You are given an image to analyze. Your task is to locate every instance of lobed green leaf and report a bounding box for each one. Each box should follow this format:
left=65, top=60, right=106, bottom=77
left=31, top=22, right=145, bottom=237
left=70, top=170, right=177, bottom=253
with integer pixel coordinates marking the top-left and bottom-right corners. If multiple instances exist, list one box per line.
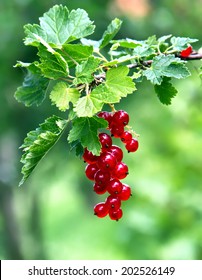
left=61, top=44, right=93, bottom=67
left=24, top=5, right=95, bottom=48
left=154, top=77, right=178, bottom=105
left=99, top=18, right=122, bottom=49
left=68, top=116, right=108, bottom=155
left=143, top=54, right=190, bottom=85
left=50, top=82, right=80, bottom=112
left=38, top=45, right=69, bottom=79
left=74, top=94, right=103, bottom=117
left=105, top=66, right=136, bottom=96
left=73, top=56, right=100, bottom=85
left=74, top=66, right=136, bottom=117
left=14, top=62, right=49, bottom=106
left=170, top=36, right=198, bottom=51
left=19, top=115, right=67, bottom=186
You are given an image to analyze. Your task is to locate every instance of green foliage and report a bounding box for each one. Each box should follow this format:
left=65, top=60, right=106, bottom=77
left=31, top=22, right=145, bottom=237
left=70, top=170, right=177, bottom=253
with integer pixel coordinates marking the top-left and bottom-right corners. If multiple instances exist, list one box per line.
left=50, top=82, right=80, bottom=112
left=68, top=116, right=108, bottom=155
left=24, top=5, right=95, bottom=47
left=170, top=37, right=198, bottom=51
left=143, top=55, right=190, bottom=85
left=74, top=66, right=136, bottom=117
left=14, top=4, right=201, bottom=185
left=99, top=18, right=122, bottom=49
left=154, top=78, right=178, bottom=105
left=14, top=62, right=49, bottom=106
left=74, top=56, right=100, bottom=84
left=19, top=116, right=67, bottom=186
left=37, top=45, right=69, bottom=79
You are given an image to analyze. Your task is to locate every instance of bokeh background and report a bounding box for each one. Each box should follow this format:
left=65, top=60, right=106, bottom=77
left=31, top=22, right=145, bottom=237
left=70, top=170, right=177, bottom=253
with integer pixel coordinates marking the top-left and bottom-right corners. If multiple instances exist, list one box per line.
left=0, top=0, right=202, bottom=260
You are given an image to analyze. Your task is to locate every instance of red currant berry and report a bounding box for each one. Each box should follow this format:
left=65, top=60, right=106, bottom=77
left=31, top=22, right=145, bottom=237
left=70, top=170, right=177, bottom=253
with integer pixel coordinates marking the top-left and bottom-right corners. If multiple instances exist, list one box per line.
left=94, top=202, right=109, bottom=218
left=105, top=195, right=121, bottom=211
left=93, top=183, right=107, bottom=195
left=120, top=131, right=132, bottom=143
left=110, top=124, right=124, bottom=138
left=97, top=111, right=113, bottom=127
left=85, top=163, right=99, bottom=181
left=83, top=148, right=98, bottom=164
left=108, top=145, right=123, bottom=162
left=112, top=162, right=129, bottom=180
left=125, top=138, right=139, bottom=152
left=97, top=152, right=117, bottom=171
left=94, top=170, right=110, bottom=186
left=99, top=133, right=112, bottom=150
left=109, top=208, right=123, bottom=221
left=180, top=46, right=193, bottom=58
left=112, top=110, right=129, bottom=126
left=118, top=183, right=131, bottom=201
left=107, top=179, right=123, bottom=195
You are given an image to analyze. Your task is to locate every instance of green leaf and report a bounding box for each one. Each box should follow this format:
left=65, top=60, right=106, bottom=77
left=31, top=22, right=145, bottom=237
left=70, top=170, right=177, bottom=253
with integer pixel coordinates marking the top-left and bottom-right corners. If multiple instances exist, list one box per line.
left=146, top=35, right=158, bottom=46
left=74, top=94, right=103, bottom=117
left=60, top=44, right=93, bottom=68
left=38, top=45, right=69, bottom=79
left=158, top=34, right=172, bottom=43
left=91, top=85, right=117, bottom=103
left=50, top=82, right=80, bottom=111
left=80, top=38, right=100, bottom=50
left=24, top=5, right=95, bottom=47
left=19, top=115, right=67, bottom=186
left=69, top=140, right=84, bottom=157
left=14, top=62, right=49, bottom=106
left=74, top=66, right=136, bottom=117
left=111, top=38, right=142, bottom=49
left=105, top=66, right=136, bottom=97
left=170, top=36, right=198, bottom=51
left=99, top=18, right=122, bottom=49
left=164, top=63, right=190, bottom=79
left=133, top=45, right=155, bottom=58
left=74, top=56, right=100, bottom=84
left=154, top=77, right=178, bottom=105
left=68, top=116, right=108, bottom=155
left=143, top=54, right=190, bottom=85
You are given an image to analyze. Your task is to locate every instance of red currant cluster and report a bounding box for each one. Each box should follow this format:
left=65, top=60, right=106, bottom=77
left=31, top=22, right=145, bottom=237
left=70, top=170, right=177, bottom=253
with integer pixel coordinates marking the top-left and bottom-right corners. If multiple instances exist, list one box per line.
left=83, top=110, right=139, bottom=221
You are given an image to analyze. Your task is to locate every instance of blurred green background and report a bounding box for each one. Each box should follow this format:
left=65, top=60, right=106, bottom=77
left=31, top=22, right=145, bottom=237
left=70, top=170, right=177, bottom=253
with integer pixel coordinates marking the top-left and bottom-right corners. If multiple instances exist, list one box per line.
left=0, top=0, right=202, bottom=260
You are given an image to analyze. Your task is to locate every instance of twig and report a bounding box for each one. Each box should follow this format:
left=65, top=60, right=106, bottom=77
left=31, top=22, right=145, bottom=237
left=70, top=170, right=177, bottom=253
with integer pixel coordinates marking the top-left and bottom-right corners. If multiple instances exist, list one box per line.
left=93, top=52, right=202, bottom=80
left=176, top=52, right=202, bottom=60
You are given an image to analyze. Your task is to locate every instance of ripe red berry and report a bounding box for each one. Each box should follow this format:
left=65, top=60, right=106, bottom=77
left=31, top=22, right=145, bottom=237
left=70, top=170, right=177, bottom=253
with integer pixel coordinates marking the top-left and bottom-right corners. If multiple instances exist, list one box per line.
left=94, top=170, right=110, bottom=185
left=105, top=195, right=121, bottom=211
left=109, top=208, right=123, bottom=221
left=99, top=133, right=112, bottom=150
left=118, top=183, right=131, bottom=201
left=112, top=162, right=129, bottom=180
left=110, top=124, right=125, bottom=138
left=125, top=138, right=139, bottom=153
left=108, top=145, right=123, bottom=162
left=93, top=183, right=107, bottom=195
left=112, top=110, right=129, bottom=126
left=120, top=131, right=132, bottom=143
left=97, top=152, right=117, bottom=171
left=180, top=46, right=193, bottom=58
left=83, top=148, right=98, bottom=164
left=97, top=111, right=113, bottom=127
left=85, top=163, right=99, bottom=181
left=107, top=179, right=123, bottom=195
left=94, top=202, right=109, bottom=218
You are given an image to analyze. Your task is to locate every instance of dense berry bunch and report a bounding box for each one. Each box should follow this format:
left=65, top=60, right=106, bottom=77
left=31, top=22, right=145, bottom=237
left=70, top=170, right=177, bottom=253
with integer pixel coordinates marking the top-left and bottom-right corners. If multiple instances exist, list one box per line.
left=83, top=110, right=139, bottom=221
